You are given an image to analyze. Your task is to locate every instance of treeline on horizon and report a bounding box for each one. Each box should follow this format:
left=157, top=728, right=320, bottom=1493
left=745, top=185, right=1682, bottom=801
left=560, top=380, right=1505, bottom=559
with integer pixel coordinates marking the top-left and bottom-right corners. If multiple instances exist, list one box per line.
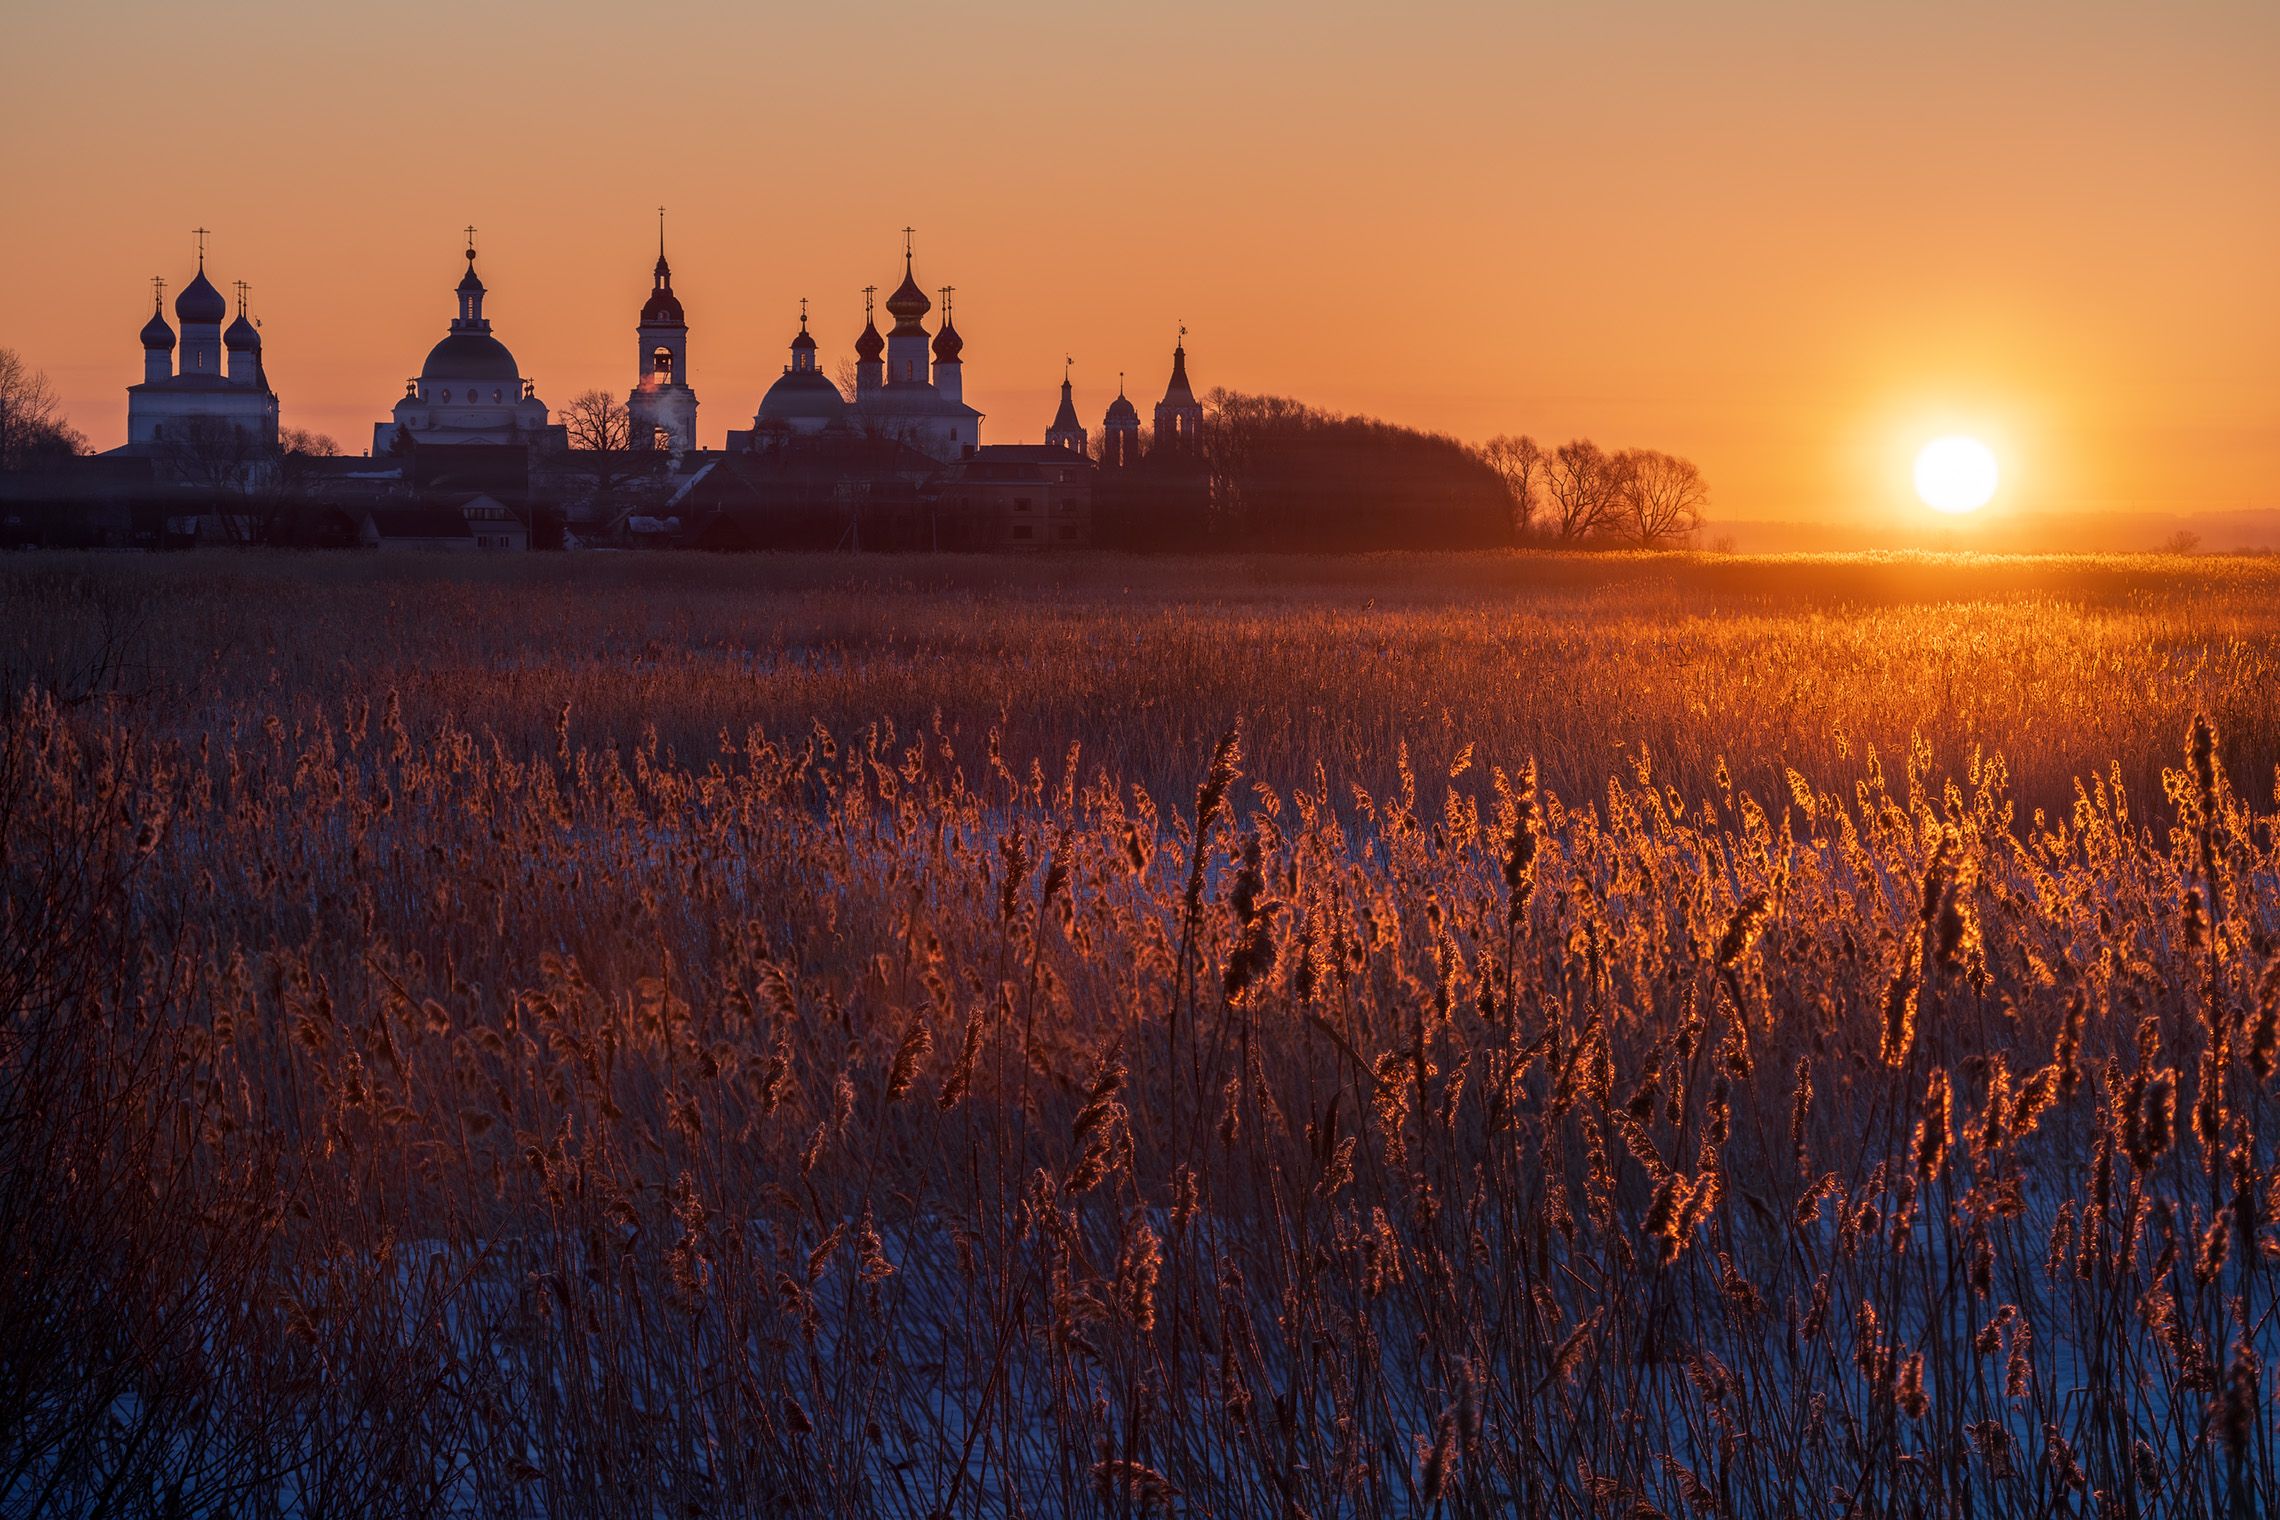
left=0, top=346, right=1708, bottom=552
left=1184, top=388, right=1707, bottom=552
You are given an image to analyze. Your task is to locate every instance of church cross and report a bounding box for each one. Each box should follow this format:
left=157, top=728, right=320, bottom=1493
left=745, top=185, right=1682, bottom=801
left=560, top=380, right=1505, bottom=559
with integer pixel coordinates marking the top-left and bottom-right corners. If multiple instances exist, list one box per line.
left=902, top=225, right=915, bottom=260
left=192, top=227, right=209, bottom=265
left=233, top=279, right=249, bottom=314
left=940, top=284, right=953, bottom=319
left=464, top=225, right=477, bottom=255
left=151, top=275, right=166, bottom=306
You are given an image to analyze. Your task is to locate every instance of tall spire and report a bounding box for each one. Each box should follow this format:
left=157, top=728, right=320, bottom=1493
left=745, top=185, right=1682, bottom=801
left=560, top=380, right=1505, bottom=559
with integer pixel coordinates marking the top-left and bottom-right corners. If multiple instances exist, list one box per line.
left=655, top=205, right=671, bottom=281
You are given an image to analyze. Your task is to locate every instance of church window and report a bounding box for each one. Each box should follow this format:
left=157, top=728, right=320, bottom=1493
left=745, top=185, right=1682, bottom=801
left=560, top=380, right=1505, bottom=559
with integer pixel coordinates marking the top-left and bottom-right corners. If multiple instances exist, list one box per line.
left=441, top=389, right=452, bottom=403
left=493, top=389, right=503, bottom=402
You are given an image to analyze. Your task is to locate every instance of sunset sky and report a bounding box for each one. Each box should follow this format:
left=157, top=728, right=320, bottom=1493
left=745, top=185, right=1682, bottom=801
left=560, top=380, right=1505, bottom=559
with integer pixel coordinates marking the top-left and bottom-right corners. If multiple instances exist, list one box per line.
left=2, top=1, right=2273, bottom=527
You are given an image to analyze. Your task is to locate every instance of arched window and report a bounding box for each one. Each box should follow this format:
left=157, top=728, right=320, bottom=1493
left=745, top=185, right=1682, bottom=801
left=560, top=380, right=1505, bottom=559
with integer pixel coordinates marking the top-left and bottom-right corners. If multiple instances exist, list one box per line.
left=653, top=347, right=674, bottom=378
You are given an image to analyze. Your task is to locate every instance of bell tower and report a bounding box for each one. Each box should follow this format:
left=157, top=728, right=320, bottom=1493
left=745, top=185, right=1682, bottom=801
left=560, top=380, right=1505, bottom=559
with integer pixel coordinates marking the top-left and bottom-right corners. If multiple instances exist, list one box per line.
left=629, top=207, right=698, bottom=456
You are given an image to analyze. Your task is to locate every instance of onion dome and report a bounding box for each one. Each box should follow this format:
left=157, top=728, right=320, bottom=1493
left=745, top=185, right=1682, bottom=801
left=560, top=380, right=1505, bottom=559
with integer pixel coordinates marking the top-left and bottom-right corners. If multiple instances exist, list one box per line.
left=855, top=318, right=885, bottom=361
left=176, top=266, right=227, bottom=325
left=140, top=299, right=176, bottom=350
left=932, top=318, right=962, bottom=363
left=885, top=254, right=930, bottom=330
left=225, top=311, right=260, bottom=351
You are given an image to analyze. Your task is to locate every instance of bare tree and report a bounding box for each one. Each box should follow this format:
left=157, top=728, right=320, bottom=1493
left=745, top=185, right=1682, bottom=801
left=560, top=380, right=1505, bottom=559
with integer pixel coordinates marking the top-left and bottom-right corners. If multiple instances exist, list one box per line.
left=157, top=415, right=259, bottom=494
left=1613, top=449, right=1708, bottom=547
left=561, top=389, right=636, bottom=514
left=0, top=349, right=86, bottom=471
left=1479, top=434, right=1546, bottom=541
left=834, top=359, right=861, bottom=405
left=1543, top=439, right=1623, bottom=541
left=279, top=427, right=339, bottom=459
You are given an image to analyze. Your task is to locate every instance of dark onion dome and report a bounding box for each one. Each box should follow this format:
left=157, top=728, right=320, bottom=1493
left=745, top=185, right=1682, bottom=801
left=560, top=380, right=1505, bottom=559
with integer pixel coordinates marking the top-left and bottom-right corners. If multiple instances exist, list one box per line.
left=641, top=257, right=684, bottom=325
left=224, top=312, right=260, bottom=350
left=420, top=331, right=522, bottom=382
left=855, top=319, right=885, bottom=361
left=756, top=365, right=847, bottom=425
left=931, top=319, right=963, bottom=363
left=884, top=260, right=930, bottom=327
left=140, top=301, right=176, bottom=350
left=175, top=267, right=227, bottom=324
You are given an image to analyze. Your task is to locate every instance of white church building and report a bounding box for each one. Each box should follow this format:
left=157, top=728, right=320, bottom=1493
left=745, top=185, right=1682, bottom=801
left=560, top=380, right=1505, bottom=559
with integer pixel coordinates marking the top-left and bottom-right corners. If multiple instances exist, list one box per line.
left=728, top=233, right=981, bottom=462
left=374, top=235, right=561, bottom=455
left=124, top=235, right=279, bottom=458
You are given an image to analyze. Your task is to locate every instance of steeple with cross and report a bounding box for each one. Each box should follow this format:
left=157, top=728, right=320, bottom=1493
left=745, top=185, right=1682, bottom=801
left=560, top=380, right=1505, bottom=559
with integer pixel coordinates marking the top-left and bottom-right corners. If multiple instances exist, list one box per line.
left=629, top=208, right=696, bottom=455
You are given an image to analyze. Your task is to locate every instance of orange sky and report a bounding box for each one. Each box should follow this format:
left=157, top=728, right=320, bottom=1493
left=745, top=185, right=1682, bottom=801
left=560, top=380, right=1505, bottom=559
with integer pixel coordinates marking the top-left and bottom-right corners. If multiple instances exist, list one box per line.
left=2, top=1, right=2274, bottom=526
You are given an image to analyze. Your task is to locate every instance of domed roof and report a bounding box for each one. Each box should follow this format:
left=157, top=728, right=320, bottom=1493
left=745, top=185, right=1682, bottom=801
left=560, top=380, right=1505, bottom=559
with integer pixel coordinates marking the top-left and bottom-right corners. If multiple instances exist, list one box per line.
left=790, top=325, right=817, bottom=354
left=757, top=366, right=847, bottom=423
left=855, top=320, right=885, bottom=361
left=176, top=267, right=227, bottom=324
left=225, top=312, right=260, bottom=350
left=885, top=254, right=930, bottom=329
left=421, top=331, right=522, bottom=383
left=642, top=255, right=684, bottom=325
left=140, top=302, right=176, bottom=350
left=931, top=320, right=962, bottom=362
left=1104, top=390, right=1141, bottom=428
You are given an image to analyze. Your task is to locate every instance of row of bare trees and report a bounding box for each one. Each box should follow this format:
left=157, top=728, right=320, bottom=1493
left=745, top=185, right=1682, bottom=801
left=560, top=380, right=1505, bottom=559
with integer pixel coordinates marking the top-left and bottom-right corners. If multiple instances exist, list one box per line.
left=1478, top=434, right=1708, bottom=547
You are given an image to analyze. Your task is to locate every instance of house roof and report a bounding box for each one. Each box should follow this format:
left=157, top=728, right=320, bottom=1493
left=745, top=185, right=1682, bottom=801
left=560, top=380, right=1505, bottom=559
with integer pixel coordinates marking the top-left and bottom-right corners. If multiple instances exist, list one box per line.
left=361, top=505, right=473, bottom=539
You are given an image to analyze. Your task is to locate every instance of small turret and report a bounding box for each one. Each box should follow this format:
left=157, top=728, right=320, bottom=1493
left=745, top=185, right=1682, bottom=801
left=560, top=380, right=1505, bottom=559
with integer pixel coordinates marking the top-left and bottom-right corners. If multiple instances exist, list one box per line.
left=854, top=285, right=884, bottom=399
left=224, top=282, right=262, bottom=387
left=931, top=286, right=964, bottom=404
left=1046, top=357, right=1086, bottom=454
left=140, top=279, right=175, bottom=385
left=1100, top=372, right=1143, bottom=468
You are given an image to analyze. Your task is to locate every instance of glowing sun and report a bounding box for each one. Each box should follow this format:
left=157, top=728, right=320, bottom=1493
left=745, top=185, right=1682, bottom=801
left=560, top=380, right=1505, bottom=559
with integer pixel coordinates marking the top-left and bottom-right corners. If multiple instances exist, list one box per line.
left=1914, top=436, right=1999, bottom=514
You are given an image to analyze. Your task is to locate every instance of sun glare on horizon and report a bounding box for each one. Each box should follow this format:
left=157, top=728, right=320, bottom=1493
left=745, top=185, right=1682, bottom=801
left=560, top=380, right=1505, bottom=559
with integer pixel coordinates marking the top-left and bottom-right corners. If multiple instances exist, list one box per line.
left=1914, top=436, right=2000, bottom=514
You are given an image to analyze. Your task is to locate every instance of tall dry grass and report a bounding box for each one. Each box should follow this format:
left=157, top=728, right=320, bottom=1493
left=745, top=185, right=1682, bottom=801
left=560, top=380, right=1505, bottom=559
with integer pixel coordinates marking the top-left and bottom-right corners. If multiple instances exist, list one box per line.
left=2, top=550, right=2277, bottom=1516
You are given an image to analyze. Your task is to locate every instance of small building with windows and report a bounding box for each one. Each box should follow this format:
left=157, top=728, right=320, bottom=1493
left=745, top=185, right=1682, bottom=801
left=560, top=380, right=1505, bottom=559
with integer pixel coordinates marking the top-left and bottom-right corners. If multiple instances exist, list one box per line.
left=930, top=444, right=1093, bottom=550
left=373, top=236, right=563, bottom=455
